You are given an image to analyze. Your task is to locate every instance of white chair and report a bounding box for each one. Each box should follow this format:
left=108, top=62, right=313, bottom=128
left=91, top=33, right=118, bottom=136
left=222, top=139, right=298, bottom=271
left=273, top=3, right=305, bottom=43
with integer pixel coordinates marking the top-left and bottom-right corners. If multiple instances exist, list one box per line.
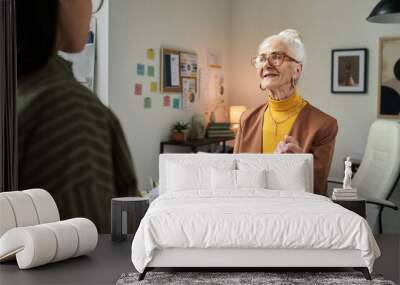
left=337, top=120, right=400, bottom=233
left=0, top=189, right=98, bottom=269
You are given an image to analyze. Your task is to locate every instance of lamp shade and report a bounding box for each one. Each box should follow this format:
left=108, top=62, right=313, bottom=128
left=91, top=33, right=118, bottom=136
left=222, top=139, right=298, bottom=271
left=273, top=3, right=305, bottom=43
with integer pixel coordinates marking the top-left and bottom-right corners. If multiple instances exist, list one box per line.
left=367, top=0, right=400, bottom=23
left=229, top=106, right=247, bottom=124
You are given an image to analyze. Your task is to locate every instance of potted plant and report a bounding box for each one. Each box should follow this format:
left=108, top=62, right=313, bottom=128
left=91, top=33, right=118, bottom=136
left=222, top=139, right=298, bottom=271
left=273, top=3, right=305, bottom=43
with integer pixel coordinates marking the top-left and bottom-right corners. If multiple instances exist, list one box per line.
left=171, top=121, right=189, bottom=142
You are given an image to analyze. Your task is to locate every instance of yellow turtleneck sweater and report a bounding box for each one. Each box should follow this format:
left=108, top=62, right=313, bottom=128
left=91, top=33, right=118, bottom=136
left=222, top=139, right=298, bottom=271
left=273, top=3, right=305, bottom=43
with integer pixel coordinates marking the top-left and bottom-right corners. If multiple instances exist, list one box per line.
left=262, top=90, right=307, bottom=153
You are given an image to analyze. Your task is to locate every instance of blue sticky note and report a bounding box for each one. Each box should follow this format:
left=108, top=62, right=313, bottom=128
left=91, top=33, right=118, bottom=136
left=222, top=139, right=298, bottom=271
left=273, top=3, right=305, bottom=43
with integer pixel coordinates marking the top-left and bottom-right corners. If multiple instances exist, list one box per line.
left=137, top=64, right=145, bottom=76
left=173, top=98, right=180, bottom=109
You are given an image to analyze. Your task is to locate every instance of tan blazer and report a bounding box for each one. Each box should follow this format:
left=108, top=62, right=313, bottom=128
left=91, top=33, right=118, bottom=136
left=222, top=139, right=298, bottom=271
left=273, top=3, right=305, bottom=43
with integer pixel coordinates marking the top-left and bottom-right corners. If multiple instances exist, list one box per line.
left=234, top=102, right=338, bottom=196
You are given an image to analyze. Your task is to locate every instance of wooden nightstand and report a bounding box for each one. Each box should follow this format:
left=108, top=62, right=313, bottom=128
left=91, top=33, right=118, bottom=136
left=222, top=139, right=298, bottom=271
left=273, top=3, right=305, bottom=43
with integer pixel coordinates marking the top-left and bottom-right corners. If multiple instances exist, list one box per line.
left=332, top=199, right=366, bottom=218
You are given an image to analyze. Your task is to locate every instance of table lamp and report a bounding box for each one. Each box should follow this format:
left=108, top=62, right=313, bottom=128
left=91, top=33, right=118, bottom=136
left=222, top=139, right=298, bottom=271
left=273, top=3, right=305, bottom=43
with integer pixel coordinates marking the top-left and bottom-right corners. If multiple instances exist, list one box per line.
left=229, top=106, right=247, bottom=132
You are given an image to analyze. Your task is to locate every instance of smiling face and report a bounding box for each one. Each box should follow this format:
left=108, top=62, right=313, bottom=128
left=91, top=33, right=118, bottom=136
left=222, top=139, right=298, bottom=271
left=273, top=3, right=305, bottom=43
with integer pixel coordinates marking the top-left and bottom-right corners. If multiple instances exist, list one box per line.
left=257, top=37, right=302, bottom=91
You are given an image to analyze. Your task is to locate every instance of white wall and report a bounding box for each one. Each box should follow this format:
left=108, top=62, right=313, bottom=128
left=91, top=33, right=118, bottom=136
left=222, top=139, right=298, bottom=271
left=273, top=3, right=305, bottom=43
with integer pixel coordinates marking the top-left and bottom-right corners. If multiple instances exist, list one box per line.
left=230, top=0, right=400, bottom=232
left=94, top=0, right=109, bottom=106
left=108, top=0, right=232, bottom=191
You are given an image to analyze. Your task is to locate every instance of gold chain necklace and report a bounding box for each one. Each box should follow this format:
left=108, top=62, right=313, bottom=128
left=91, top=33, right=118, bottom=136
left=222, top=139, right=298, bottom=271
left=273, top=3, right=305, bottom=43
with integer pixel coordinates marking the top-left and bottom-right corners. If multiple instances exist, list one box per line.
left=268, top=99, right=304, bottom=136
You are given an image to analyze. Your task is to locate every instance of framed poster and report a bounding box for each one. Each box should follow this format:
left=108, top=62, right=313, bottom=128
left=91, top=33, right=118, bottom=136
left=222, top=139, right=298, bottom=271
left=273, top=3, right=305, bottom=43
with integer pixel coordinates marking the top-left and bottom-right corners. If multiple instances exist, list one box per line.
left=378, top=37, right=400, bottom=118
left=180, top=52, right=198, bottom=78
left=182, top=77, right=197, bottom=111
left=331, top=48, right=368, bottom=94
left=160, top=48, right=181, bottom=93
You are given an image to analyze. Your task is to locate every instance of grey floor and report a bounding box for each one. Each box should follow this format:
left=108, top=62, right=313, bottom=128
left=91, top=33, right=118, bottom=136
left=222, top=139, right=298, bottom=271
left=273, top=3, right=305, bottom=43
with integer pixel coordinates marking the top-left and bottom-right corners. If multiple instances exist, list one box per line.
left=0, top=234, right=398, bottom=285
left=0, top=235, right=135, bottom=285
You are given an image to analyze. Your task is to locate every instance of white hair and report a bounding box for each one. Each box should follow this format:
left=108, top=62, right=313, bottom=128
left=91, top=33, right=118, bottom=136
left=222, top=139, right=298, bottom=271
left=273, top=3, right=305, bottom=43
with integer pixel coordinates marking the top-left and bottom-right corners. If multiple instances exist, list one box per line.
left=258, top=29, right=306, bottom=64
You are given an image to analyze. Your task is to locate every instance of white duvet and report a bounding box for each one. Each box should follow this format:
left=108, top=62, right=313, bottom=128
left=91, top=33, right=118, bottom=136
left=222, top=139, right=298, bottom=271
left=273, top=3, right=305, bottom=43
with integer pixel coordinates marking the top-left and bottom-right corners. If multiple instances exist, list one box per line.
left=131, top=190, right=380, bottom=273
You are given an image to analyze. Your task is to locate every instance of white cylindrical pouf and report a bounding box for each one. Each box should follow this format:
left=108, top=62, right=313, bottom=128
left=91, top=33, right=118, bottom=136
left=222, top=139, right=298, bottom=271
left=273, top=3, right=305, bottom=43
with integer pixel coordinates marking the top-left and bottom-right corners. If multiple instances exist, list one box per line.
left=0, top=196, right=17, bottom=237
left=65, top=218, right=98, bottom=257
left=1, top=192, right=39, bottom=227
left=42, top=221, right=79, bottom=262
left=23, top=189, right=60, bottom=223
left=0, top=226, right=57, bottom=269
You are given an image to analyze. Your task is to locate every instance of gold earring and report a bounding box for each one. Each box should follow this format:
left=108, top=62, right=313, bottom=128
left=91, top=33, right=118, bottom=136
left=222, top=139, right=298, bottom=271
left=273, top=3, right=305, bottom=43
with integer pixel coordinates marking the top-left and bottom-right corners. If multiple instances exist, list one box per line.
left=291, top=78, right=296, bottom=89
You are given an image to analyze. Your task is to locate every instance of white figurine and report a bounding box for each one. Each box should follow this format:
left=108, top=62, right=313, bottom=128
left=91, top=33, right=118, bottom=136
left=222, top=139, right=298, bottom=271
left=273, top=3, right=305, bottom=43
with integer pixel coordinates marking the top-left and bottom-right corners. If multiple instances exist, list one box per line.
left=343, top=156, right=352, bottom=189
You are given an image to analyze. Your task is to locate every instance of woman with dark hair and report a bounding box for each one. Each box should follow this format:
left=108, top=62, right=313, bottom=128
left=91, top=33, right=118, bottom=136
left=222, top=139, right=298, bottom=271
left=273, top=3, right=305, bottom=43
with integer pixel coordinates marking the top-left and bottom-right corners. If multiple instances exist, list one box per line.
left=16, top=0, right=140, bottom=233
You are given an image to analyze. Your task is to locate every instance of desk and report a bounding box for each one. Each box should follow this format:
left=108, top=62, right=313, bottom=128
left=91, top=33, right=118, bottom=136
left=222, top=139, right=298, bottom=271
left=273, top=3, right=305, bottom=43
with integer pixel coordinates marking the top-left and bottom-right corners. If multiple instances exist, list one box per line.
left=160, top=137, right=235, bottom=153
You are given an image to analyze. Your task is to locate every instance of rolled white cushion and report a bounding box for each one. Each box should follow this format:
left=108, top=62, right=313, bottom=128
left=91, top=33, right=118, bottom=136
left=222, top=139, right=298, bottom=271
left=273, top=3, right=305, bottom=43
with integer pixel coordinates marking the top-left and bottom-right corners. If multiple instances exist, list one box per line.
left=64, top=218, right=98, bottom=257
left=0, top=226, right=57, bottom=269
left=0, top=219, right=98, bottom=269
left=0, top=191, right=39, bottom=227
left=0, top=196, right=17, bottom=238
left=23, top=189, right=60, bottom=223
left=42, top=221, right=79, bottom=262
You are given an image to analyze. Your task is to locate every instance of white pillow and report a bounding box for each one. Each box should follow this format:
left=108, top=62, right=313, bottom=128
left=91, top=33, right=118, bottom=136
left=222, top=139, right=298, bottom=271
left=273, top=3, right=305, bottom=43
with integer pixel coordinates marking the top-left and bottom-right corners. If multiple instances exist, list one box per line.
left=211, top=169, right=267, bottom=190
left=266, top=162, right=307, bottom=191
left=168, top=162, right=210, bottom=191
left=237, top=158, right=309, bottom=192
left=211, top=168, right=236, bottom=190
left=167, top=160, right=235, bottom=191
left=237, top=169, right=267, bottom=189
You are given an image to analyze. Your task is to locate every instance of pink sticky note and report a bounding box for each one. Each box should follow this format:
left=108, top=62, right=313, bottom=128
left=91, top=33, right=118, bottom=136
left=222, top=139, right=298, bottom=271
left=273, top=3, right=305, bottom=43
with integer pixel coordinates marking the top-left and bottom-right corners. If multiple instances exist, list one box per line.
left=134, top=83, right=142, bottom=96
left=163, top=96, right=171, bottom=107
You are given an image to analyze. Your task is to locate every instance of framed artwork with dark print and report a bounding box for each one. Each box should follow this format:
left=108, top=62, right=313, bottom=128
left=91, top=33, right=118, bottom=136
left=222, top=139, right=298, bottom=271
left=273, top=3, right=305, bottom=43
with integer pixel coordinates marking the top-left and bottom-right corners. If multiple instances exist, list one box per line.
left=331, top=48, right=368, bottom=94
left=378, top=37, right=400, bottom=119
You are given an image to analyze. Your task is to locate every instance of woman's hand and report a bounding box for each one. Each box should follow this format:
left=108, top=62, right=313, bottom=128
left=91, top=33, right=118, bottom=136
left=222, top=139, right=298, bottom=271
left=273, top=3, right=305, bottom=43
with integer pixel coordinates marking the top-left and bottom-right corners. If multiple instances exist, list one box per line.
left=274, top=135, right=303, bottom=153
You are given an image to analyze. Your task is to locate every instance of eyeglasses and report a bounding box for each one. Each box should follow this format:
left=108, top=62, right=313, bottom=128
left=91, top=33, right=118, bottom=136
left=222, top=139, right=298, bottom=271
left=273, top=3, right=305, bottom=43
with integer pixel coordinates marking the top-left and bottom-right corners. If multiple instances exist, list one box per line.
left=251, top=52, right=300, bottom=68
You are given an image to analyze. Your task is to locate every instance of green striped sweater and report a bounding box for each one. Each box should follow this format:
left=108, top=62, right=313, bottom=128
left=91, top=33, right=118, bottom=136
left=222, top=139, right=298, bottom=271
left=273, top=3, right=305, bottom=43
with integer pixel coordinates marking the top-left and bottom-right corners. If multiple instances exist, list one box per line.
left=17, top=56, right=140, bottom=233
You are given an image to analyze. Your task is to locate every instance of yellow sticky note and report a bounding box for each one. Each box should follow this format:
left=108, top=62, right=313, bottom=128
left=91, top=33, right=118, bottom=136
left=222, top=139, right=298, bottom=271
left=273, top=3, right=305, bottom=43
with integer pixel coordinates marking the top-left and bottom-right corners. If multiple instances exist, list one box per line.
left=150, top=81, right=157, bottom=93
left=147, top=48, right=155, bottom=60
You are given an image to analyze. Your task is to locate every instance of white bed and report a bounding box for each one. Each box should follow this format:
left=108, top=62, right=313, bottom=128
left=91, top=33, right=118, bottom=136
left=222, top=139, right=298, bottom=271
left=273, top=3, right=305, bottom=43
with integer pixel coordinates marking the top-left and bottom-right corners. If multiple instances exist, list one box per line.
left=131, top=154, right=380, bottom=280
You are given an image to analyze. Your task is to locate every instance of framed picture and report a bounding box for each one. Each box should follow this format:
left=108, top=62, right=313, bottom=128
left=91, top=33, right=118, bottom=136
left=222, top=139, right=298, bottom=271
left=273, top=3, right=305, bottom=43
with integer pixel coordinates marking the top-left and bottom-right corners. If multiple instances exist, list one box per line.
left=378, top=37, right=400, bottom=118
left=331, top=48, right=368, bottom=94
left=180, top=52, right=198, bottom=78
left=160, top=48, right=182, bottom=93
left=182, top=77, right=197, bottom=111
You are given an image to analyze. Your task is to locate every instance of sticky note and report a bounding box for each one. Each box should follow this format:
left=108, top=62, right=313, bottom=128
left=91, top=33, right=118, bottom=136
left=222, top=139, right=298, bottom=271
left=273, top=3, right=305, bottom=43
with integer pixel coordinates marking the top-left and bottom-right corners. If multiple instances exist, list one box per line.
left=147, top=65, right=155, bottom=77
left=147, top=48, right=155, bottom=60
left=137, top=64, right=145, bottom=76
left=150, top=81, right=157, bottom=93
left=163, top=96, right=170, bottom=107
left=144, top=97, right=152, bottom=109
left=134, top=83, right=142, bottom=96
left=173, top=98, right=180, bottom=109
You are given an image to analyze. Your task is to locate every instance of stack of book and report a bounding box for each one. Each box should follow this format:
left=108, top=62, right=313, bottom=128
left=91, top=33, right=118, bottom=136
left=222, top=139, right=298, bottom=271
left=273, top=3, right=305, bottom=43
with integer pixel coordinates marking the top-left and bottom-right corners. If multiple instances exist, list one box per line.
left=332, top=188, right=358, bottom=200
left=206, top=122, right=235, bottom=138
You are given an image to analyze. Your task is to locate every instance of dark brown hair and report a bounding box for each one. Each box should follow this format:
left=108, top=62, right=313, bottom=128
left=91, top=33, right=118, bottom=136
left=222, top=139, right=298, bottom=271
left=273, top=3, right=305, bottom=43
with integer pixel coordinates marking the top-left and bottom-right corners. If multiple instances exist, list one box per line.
left=16, top=0, right=59, bottom=78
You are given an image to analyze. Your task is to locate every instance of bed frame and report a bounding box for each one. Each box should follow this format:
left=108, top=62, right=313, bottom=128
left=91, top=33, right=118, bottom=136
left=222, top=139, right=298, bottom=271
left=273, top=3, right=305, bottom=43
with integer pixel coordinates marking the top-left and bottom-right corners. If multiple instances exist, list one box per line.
left=138, top=154, right=372, bottom=281
left=139, top=248, right=371, bottom=280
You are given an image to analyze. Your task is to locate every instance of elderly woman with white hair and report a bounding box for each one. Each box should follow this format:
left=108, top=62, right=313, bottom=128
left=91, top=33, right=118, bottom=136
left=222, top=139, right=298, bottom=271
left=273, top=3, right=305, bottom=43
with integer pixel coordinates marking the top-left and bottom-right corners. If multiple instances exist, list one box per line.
left=234, top=29, right=338, bottom=196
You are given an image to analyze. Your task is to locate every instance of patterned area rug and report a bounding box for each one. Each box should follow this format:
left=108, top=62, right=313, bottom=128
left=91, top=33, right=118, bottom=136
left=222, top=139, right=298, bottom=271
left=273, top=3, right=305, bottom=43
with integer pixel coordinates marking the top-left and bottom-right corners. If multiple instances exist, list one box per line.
left=116, top=271, right=395, bottom=285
